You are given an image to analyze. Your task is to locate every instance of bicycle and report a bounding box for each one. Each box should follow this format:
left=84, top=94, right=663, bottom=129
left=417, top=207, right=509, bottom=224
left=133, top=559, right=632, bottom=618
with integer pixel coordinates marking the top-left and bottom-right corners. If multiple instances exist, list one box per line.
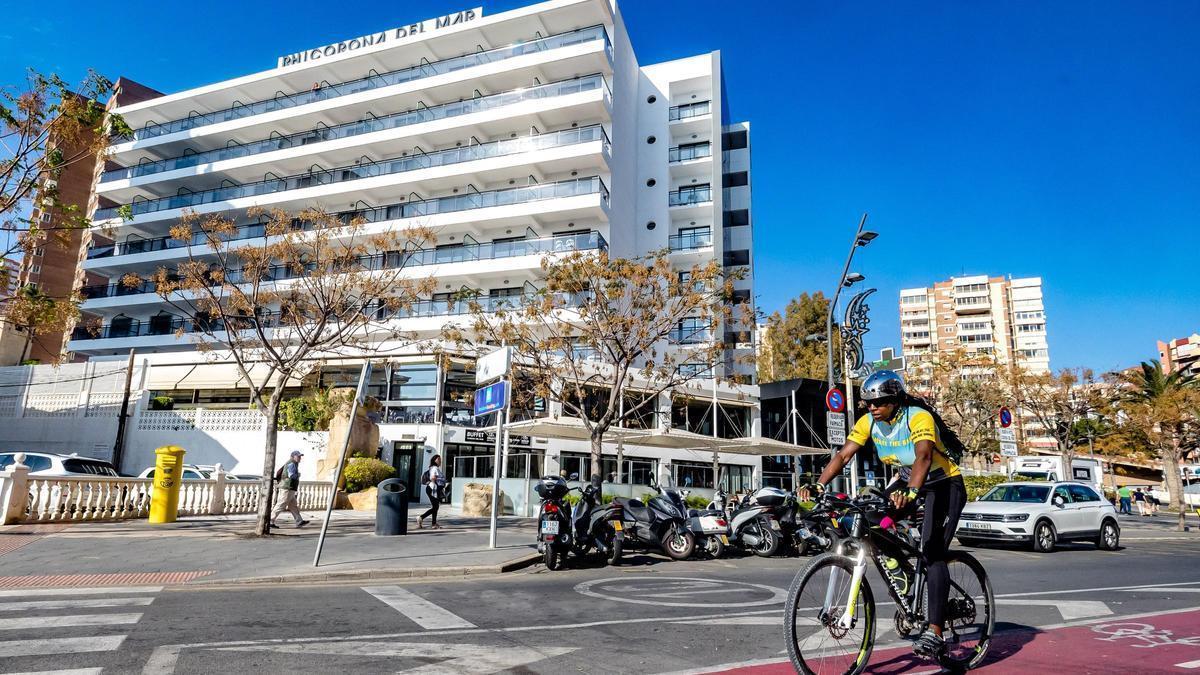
left=784, top=491, right=994, bottom=674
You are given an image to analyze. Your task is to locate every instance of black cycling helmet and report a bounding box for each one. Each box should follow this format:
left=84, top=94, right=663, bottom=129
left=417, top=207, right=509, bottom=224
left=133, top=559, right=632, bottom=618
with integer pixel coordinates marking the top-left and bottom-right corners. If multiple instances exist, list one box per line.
left=861, top=369, right=906, bottom=402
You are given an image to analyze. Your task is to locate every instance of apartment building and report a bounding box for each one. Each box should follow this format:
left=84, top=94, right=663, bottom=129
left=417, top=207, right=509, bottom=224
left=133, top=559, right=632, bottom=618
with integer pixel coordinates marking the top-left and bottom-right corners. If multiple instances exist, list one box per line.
left=1159, top=333, right=1200, bottom=378
left=899, top=275, right=1050, bottom=391
left=55, top=0, right=776, bottom=495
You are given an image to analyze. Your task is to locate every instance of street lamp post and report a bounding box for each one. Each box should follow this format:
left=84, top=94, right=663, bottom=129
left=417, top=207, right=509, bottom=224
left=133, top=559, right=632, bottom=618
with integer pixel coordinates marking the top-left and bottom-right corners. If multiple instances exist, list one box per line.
left=824, top=213, right=877, bottom=492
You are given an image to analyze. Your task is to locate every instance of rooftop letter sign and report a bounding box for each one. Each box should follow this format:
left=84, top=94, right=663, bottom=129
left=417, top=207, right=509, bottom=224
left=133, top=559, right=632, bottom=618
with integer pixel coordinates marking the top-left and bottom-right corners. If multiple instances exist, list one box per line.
left=278, top=7, right=482, bottom=68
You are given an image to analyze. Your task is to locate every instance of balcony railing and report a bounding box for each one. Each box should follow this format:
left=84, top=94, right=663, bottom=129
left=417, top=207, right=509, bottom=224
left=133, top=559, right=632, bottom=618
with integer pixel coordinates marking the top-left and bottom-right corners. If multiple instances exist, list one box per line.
left=88, top=176, right=607, bottom=262
left=668, top=101, right=711, bottom=121
left=118, top=26, right=610, bottom=142
left=669, top=326, right=714, bottom=344
left=669, top=185, right=712, bottom=207
left=102, top=75, right=610, bottom=183
left=70, top=292, right=585, bottom=342
left=668, top=229, right=712, bottom=251
left=96, top=124, right=609, bottom=220
left=668, top=142, right=711, bottom=163
left=79, top=231, right=607, bottom=300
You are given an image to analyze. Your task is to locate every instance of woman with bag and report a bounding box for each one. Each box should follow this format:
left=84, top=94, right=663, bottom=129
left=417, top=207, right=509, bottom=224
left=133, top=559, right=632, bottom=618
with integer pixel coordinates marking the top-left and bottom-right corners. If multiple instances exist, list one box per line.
left=418, top=455, right=445, bottom=529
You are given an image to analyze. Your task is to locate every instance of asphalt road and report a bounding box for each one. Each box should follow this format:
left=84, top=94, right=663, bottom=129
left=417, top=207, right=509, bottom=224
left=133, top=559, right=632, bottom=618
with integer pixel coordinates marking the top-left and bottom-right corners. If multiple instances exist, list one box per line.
left=5, top=519, right=1200, bottom=674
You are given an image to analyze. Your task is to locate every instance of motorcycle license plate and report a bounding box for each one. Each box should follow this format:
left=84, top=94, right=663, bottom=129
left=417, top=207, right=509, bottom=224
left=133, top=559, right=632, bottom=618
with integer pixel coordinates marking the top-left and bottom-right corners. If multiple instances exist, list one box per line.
left=612, top=521, right=623, bottom=532
left=770, top=520, right=781, bottom=531
left=719, top=535, right=729, bottom=545
left=541, top=521, right=559, bottom=535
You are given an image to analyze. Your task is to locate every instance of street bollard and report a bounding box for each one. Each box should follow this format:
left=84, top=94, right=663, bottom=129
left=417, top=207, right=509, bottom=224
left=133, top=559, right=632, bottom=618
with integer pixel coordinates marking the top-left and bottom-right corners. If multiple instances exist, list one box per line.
left=148, top=445, right=186, bottom=524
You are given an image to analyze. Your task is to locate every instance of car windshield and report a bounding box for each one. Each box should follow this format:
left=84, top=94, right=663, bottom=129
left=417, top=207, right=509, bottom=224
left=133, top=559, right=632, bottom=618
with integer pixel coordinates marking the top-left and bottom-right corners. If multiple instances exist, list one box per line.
left=62, top=459, right=119, bottom=476
left=981, top=485, right=1050, bottom=503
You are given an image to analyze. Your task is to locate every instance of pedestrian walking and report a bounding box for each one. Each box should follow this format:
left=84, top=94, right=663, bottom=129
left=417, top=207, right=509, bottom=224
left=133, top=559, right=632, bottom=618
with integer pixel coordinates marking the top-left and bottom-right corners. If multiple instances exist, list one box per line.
left=1133, top=487, right=1148, bottom=516
left=1117, top=485, right=1133, bottom=515
left=418, top=455, right=445, bottom=529
left=1146, top=491, right=1160, bottom=515
left=271, top=450, right=310, bottom=528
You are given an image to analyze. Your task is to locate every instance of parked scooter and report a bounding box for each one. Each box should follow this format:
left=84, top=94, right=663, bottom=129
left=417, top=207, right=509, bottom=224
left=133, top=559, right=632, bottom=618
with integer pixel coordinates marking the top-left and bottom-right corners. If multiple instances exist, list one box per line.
left=612, top=481, right=695, bottom=560
left=662, top=487, right=729, bottom=558
left=764, top=488, right=838, bottom=556
left=710, top=486, right=780, bottom=557
left=536, top=474, right=624, bottom=570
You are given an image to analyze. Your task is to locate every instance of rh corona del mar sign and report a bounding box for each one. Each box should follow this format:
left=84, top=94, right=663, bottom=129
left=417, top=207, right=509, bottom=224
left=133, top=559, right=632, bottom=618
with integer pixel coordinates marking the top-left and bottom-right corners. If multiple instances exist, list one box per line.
left=277, top=7, right=482, bottom=68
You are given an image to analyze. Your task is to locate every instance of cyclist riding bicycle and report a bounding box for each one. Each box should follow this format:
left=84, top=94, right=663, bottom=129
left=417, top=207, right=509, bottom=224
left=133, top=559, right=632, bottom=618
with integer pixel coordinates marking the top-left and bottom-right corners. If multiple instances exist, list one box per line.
left=814, top=369, right=966, bottom=660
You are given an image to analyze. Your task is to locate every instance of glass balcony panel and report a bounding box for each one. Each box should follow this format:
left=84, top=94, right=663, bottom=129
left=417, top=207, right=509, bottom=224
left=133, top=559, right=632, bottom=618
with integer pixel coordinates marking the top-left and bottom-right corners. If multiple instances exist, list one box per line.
left=668, top=228, right=712, bottom=251
left=668, top=185, right=712, bottom=207
left=668, top=101, right=711, bottom=121
left=119, top=27, right=610, bottom=142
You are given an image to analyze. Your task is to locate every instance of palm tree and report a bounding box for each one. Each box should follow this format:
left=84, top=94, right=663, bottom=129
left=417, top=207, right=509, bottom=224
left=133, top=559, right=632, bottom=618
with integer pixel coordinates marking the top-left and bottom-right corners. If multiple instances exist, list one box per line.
left=1116, top=360, right=1198, bottom=531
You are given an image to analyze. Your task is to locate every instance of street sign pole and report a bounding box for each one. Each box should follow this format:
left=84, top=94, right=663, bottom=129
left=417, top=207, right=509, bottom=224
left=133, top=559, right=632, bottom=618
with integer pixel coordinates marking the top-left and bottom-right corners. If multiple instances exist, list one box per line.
left=314, top=361, right=371, bottom=567
left=843, top=352, right=859, bottom=494
left=488, top=377, right=507, bottom=549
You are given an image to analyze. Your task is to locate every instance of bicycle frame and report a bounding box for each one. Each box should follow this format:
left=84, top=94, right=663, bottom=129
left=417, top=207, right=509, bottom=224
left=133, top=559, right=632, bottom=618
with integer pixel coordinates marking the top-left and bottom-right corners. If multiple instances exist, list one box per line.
left=825, top=507, right=929, bottom=629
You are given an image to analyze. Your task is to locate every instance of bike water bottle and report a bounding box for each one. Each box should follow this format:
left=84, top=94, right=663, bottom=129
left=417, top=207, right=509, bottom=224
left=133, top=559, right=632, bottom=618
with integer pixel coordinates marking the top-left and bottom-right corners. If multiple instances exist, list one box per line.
left=883, top=556, right=909, bottom=593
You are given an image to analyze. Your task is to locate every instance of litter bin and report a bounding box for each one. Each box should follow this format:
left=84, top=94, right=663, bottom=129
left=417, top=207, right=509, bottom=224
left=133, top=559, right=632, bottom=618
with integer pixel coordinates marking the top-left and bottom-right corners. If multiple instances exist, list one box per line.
left=376, top=478, right=408, bottom=536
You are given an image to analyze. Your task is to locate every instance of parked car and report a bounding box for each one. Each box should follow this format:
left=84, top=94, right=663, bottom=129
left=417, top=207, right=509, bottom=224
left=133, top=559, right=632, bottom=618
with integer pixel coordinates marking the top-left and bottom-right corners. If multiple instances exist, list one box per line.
left=138, top=465, right=210, bottom=480
left=956, top=480, right=1120, bottom=552
left=0, top=452, right=119, bottom=477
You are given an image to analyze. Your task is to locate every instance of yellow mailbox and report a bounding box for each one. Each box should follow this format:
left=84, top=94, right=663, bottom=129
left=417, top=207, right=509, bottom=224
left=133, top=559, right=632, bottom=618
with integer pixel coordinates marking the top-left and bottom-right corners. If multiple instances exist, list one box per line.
left=148, top=445, right=187, bottom=524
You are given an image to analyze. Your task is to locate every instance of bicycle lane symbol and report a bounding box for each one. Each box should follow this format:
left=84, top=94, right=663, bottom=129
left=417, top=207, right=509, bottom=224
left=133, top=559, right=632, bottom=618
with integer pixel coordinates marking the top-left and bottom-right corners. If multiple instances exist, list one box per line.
left=1087, top=612, right=1200, bottom=670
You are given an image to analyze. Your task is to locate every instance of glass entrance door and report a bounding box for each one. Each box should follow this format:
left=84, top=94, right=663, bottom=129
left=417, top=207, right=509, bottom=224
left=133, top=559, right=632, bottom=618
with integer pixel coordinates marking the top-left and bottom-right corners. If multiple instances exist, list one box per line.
left=392, top=442, right=422, bottom=502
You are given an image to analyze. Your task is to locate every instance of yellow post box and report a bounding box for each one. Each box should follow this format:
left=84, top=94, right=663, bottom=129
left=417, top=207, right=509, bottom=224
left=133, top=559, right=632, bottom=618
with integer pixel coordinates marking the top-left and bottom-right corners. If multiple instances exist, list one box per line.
left=148, top=445, right=187, bottom=524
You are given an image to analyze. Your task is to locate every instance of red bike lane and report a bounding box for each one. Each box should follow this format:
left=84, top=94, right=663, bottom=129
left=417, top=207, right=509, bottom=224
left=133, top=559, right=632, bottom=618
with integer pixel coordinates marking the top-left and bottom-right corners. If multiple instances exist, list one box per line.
left=706, top=607, right=1200, bottom=674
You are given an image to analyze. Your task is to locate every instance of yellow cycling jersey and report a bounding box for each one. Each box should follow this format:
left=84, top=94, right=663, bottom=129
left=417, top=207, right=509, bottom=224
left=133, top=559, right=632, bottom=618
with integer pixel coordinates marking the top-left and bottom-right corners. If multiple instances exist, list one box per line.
left=847, top=406, right=961, bottom=480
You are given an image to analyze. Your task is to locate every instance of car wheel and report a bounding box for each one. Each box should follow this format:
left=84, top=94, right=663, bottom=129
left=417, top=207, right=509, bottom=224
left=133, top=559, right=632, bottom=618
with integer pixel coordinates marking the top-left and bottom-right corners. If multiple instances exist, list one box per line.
left=1032, top=520, right=1056, bottom=552
left=1096, top=519, right=1120, bottom=551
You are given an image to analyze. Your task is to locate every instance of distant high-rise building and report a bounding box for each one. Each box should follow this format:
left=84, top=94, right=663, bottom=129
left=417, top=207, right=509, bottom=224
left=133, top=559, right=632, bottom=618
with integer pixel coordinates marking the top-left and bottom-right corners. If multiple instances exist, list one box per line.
left=1158, top=333, right=1200, bottom=378
left=899, top=275, right=1050, bottom=391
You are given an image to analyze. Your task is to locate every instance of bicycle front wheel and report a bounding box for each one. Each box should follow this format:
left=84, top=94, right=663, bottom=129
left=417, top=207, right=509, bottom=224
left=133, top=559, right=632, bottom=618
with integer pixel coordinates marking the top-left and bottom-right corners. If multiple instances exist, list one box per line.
left=785, top=553, right=876, bottom=675
left=939, top=550, right=994, bottom=671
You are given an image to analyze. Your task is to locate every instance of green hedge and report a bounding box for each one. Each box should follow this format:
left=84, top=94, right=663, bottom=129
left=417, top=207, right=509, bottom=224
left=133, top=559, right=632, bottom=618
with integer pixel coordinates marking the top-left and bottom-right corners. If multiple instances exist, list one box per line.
left=963, top=474, right=1009, bottom=501
left=342, top=458, right=395, bottom=493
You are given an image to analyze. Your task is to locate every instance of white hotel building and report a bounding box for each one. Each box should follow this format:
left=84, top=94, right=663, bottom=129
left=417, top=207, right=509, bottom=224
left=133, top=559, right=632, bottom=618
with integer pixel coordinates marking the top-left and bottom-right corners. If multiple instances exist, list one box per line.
left=61, top=0, right=777, bottom=503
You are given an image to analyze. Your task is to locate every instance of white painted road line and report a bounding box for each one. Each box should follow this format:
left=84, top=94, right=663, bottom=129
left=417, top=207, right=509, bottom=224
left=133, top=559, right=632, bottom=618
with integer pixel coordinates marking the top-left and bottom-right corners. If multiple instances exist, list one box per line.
left=0, top=636, right=126, bottom=658
left=6, top=669, right=104, bottom=675
left=0, top=613, right=143, bottom=631
left=0, top=586, right=162, bottom=598
left=1119, top=586, right=1200, bottom=593
left=996, top=599, right=1112, bottom=620
left=1176, top=659, right=1200, bottom=669
left=361, top=586, right=476, bottom=630
left=0, top=597, right=154, bottom=612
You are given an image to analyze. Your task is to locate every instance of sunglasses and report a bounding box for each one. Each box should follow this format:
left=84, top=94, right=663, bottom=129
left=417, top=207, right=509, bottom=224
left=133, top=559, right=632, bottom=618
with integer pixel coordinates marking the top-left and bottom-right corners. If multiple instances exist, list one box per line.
left=866, top=398, right=899, bottom=408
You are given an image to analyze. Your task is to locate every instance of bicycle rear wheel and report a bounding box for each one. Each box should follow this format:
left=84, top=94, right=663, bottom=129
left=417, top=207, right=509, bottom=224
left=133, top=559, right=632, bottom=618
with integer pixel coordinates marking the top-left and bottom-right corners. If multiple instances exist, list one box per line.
left=785, top=553, right=876, bottom=675
left=938, top=551, right=994, bottom=670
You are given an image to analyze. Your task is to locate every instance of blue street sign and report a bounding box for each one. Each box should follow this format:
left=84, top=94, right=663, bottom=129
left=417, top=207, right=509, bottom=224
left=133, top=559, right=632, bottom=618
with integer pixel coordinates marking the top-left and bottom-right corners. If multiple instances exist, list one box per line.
left=826, top=388, right=845, bottom=413
left=999, top=406, right=1013, bottom=428
left=473, top=380, right=508, bottom=417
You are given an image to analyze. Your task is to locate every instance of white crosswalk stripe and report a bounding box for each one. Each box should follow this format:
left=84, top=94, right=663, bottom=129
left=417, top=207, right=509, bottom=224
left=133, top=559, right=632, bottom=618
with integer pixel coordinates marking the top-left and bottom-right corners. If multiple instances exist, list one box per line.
left=0, top=587, right=158, bottom=667
left=362, top=586, right=477, bottom=629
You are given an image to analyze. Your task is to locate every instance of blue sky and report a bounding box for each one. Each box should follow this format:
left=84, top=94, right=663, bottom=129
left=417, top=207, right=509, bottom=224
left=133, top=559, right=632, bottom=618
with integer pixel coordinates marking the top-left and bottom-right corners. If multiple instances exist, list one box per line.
left=4, top=0, right=1197, bottom=373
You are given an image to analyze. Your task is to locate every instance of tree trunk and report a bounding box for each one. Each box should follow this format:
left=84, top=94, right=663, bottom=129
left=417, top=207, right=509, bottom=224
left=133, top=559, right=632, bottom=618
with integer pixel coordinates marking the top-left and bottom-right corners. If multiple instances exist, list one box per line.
left=589, top=432, right=603, bottom=484
left=254, top=393, right=284, bottom=536
left=1059, top=442, right=1074, bottom=482
left=1162, top=442, right=1187, bottom=532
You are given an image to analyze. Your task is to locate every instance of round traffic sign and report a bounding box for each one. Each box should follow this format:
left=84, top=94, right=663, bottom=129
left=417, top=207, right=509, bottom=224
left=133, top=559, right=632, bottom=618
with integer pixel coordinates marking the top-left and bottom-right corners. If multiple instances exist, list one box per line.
left=999, top=406, right=1013, bottom=428
left=826, top=388, right=845, bottom=413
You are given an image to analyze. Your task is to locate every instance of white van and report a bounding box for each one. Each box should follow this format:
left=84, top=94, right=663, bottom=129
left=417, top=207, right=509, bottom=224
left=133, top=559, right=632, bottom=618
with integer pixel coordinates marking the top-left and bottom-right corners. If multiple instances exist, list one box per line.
left=1008, top=456, right=1104, bottom=490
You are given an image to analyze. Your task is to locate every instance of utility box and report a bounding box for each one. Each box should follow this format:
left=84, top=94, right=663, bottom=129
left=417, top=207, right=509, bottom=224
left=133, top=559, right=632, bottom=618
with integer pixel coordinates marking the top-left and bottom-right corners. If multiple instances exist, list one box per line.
left=375, top=478, right=408, bottom=535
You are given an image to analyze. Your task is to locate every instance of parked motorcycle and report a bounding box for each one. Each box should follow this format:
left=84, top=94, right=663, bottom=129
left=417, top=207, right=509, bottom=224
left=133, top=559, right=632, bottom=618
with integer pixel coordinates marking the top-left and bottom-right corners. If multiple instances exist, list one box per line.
left=710, top=486, right=781, bottom=557
left=612, top=482, right=695, bottom=560
left=663, top=487, right=729, bottom=558
left=535, top=474, right=624, bottom=570
left=767, top=489, right=838, bottom=556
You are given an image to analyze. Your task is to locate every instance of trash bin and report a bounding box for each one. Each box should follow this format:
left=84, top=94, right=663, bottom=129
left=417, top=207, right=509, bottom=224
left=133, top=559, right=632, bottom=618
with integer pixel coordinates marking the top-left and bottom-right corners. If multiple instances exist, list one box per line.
left=376, top=478, right=408, bottom=536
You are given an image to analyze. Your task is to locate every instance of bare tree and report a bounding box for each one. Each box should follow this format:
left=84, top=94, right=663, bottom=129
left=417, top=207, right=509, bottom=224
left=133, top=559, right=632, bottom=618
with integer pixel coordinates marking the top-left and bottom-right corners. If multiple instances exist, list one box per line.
left=1004, top=366, right=1102, bottom=475
left=923, top=349, right=1006, bottom=471
left=449, top=248, right=750, bottom=480
left=119, top=206, right=436, bottom=534
left=1, top=69, right=128, bottom=265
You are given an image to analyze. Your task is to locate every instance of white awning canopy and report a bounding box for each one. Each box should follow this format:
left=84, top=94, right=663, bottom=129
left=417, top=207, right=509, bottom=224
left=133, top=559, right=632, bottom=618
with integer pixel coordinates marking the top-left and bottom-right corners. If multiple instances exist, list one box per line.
left=503, top=417, right=827, bottom=456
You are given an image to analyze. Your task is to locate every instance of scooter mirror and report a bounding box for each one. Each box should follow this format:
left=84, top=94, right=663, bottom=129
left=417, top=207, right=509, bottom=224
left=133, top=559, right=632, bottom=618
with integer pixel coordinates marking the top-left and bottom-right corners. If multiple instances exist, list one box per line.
left=569, top=472, right=580, bottom=481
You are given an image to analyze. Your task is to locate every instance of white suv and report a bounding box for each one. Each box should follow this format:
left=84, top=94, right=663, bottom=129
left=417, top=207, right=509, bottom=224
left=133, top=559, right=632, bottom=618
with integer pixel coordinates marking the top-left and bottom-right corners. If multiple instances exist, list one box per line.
left=956, top=481, right=1120, bottom=552
left=0, top=452, right=120, bottom=477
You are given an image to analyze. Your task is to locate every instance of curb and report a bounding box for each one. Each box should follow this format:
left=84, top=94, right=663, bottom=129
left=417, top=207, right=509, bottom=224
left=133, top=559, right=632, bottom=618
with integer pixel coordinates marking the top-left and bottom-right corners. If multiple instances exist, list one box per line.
left=183, top=552, right=542, bottom=587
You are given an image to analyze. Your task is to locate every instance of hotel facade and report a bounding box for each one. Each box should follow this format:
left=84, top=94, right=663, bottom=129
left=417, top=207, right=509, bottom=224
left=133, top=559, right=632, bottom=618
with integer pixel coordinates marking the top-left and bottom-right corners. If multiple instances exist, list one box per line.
left=55, top=0, right=790, bottom=503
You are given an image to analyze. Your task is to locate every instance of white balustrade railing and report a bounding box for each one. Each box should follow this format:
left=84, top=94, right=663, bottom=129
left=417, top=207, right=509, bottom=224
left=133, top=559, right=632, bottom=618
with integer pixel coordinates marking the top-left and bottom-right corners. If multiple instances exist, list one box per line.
left=0, top=458, right=336, bottom=524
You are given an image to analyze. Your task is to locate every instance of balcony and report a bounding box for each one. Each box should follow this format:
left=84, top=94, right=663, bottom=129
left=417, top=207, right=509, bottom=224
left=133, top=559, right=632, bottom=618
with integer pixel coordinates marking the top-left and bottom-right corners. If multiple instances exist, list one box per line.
left=117, top=26, right=610, bottom=143
left=95, top=125, right=609, bottom=222
left=668, top=228, right=713, bottom=252
left=954, top=297, right=991, bottom=314
left=669, top=326, right=714, bottom=345
left=79, top=231, right=607, bottom=301
left=101, top=75, right=610, bottom=186
left=669, top=185, right=712, bottom=208
left=668, top=101, right=710, bottom=122
left=668, top=142, right=711, bottom=163
left=70, top=292, right=586, bottom=342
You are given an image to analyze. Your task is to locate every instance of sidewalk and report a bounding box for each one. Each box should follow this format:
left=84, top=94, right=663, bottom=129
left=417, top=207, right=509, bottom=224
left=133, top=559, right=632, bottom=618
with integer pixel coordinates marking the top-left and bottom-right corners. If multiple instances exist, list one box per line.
left=0, top=508, right=539, bottom=588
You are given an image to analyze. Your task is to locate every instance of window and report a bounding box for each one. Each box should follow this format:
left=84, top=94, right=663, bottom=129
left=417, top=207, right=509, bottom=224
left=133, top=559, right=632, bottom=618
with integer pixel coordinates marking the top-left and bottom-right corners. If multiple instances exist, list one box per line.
left=721, top=130, right=748, bottom=150
left=1052, top=486, right=1073, bottom=503
left=674, top=461, right=714, bottom=489
left=677, top=363, right=710, bottom=378
left=723, top=249, right=749, bottom=266
left=29, top=264, right=40, bottom=274
left=1017, top=324, right=1045, bottom=333
left=901, top=295, right=927, bottom=305
left=24, top=455, right=53, bottom=472
left=41, top=212, right=52, bottom=223
left=1068, top=485, right=1100, bottom=502
left=34, top=247, right=44, bottom=257
left=954, top=283, right=988, bottom=293
left=720, top=464, right=753, bottom=493
left=958, top=321, right=990, bottom=331
left=389, top=364, right=437, bottom=401
left=730, top=289, right=751, bottom=304
left=955, top=296, right=988, bottom=306
left=1015, top=311, right=1044, bottom=321
left=559, top=453, right=658, bottom=485
left=723, top=171, right=748, bottom=187
left=723, top=209, right=749, bottom=227
left=958, top=333, right=993, bottom=343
